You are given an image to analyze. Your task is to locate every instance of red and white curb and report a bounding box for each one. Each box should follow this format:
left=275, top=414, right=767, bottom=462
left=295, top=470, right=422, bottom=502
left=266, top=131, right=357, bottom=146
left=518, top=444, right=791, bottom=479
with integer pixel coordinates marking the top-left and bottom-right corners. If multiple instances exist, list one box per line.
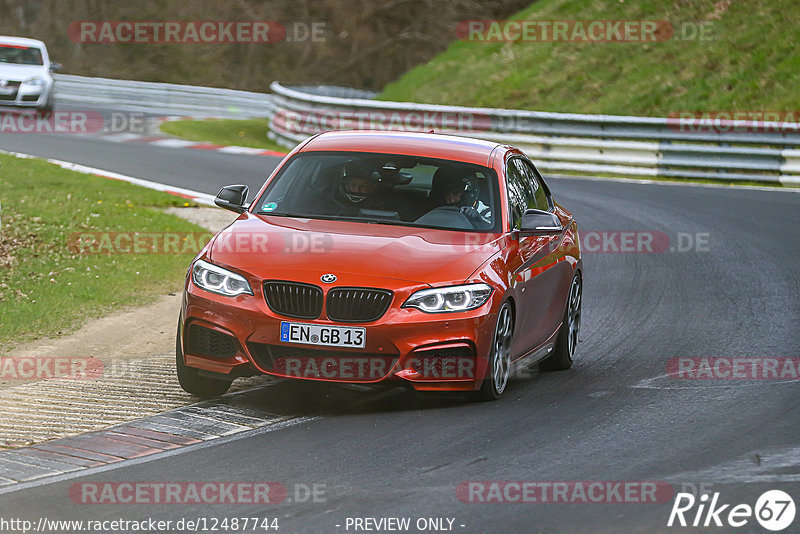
left=103, top=133, right=288, bottom=157
left=0, top=389, right=303, bottom=489
left=106, top=115, right=289, bottom=157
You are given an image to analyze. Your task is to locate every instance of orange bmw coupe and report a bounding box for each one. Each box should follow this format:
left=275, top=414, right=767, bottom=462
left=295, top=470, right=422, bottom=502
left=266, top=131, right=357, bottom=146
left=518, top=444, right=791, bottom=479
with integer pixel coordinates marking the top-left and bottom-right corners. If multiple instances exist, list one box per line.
left=177, top=131, right=582, bottom=400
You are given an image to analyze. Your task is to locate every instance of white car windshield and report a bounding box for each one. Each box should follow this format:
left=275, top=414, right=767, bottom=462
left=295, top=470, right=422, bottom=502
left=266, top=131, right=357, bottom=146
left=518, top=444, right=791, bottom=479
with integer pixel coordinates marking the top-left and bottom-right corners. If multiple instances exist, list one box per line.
left=0, top=44, right=44, bottom=65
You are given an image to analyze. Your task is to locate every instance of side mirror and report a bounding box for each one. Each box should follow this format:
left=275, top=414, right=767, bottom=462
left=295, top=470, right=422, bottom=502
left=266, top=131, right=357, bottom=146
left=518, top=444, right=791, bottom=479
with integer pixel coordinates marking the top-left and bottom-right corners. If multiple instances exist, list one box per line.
left=214, top=185, right=249, bottom=214
left=50, top=62, right=62, bottom=72
left=519, top=209, right=562, bottom=235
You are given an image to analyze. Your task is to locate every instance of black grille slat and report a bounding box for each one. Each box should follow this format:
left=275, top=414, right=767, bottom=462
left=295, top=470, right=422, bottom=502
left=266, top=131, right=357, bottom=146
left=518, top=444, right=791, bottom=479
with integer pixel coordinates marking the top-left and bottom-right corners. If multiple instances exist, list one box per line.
left=186, top=324, right=237, bottom=359
left=0, top=81, right=20, bottom=101
left=264, top=281, right=323, bottom=319
left=326, top=287, right=393, bottom=323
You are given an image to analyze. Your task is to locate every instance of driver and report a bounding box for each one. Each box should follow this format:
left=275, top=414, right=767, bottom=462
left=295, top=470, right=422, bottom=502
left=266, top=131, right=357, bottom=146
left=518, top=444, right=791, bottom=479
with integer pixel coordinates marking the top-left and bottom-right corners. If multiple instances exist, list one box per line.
left=430, top=167, right=492, bottom=226
left=323, top=159, right=384, bottom=216
left=340, top=167, right=377, bottom=204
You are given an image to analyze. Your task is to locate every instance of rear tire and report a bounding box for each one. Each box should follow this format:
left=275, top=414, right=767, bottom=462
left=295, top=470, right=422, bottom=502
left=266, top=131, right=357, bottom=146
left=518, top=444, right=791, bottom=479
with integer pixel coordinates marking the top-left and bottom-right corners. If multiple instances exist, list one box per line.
left=540, top=273, right=582, bottom=372
left=473, top=301, right=513, bottom=401
left=175, top=325, right=232, bottom=397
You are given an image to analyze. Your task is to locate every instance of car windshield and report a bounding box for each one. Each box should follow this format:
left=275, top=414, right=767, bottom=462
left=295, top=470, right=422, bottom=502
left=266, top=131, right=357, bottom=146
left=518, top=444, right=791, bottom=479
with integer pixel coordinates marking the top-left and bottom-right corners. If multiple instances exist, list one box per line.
left=254, top=152, right=500, bottom=232
left=0, top=44, right=44, bottom=65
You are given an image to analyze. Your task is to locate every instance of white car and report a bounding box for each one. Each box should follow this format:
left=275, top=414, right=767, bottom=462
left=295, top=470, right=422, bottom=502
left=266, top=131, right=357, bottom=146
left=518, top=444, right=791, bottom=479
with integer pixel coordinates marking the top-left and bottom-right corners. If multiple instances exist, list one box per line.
left=0, top=36, right=60, bottom=114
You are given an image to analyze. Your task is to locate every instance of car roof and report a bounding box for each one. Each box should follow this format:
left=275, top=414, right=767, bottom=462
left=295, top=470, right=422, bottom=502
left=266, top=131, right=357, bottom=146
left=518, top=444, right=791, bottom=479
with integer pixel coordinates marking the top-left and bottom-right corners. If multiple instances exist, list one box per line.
left=0, top=36, right=46, bottom=49
left=299, top=130, right=502, bottom=167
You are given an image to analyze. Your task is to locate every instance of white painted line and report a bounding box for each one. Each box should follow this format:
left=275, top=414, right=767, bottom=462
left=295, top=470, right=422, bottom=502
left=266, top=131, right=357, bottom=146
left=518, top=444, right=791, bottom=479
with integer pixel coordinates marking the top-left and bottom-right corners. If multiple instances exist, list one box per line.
left=216, top=145, right=269, bottom=155
left=148, top=138, right=202, bottom=148
left=547, top=173, right=800, bottom=193
left=0, top=149, right=217, bottom=206
left=631, top=372, right=799, bottom=390
left=101, top=133, right=142, bottom=143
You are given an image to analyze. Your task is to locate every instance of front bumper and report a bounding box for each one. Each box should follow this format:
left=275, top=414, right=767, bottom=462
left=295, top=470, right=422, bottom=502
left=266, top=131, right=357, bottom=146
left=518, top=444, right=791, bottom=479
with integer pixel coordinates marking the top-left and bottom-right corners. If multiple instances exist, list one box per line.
left=180, top=277, right=500, bottom=392
left=0, top=82, right=52, bottom=108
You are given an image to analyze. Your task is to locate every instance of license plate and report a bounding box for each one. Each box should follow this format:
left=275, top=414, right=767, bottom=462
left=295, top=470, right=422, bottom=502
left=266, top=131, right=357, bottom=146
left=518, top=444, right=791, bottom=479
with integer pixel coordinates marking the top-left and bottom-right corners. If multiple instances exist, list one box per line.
left=0, top=87, right=14, bottom=94
left=280, top=321, right=365, bottom=349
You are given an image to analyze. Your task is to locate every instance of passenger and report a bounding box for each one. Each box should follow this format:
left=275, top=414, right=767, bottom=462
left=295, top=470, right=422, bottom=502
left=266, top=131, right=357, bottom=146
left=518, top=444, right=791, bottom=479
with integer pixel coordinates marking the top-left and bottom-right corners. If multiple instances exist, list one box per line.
left=430, top=167, right=492, bottom=226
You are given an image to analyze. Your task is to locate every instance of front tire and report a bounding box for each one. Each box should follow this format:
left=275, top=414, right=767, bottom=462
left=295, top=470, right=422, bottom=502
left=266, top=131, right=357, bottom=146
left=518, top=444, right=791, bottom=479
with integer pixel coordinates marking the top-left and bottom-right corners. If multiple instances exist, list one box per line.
left=474, top=301, right=513, bottom=401
left=175, top=325, right=232, bottom=397
left=540, top=273, right=582, bottom=372
left=36, top=94, right=54, bottom=116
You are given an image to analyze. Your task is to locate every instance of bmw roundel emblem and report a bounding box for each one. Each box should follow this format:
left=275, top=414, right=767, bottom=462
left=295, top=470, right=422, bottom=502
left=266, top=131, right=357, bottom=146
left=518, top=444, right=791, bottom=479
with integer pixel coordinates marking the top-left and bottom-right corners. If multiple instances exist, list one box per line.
left=320, top=273, right=337, bottom=283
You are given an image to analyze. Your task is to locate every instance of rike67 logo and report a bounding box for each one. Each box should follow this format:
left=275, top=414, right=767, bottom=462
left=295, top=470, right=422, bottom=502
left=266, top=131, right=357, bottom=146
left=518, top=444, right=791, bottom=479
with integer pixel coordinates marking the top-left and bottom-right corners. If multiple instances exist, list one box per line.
left=668, top=490, right=795, bottom=531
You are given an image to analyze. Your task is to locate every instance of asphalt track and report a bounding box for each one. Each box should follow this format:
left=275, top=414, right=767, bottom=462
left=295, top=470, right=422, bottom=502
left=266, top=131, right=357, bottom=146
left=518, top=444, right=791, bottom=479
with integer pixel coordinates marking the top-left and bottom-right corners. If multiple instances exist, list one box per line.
left=1, top=103, right=799, bottom=533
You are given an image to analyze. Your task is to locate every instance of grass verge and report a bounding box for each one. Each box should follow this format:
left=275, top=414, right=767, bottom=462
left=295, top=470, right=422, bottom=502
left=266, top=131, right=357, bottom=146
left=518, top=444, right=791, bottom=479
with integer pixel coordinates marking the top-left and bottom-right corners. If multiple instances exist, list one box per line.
left=0, top=153, right=209, bottom=353
left=160, top=118, right=287, bottom=153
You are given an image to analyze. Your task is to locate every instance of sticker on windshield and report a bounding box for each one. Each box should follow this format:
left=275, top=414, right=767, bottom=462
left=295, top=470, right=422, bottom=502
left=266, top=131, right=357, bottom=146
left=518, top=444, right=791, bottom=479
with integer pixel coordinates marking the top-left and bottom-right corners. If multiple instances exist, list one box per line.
left=262, top=202, right=278, bottom=212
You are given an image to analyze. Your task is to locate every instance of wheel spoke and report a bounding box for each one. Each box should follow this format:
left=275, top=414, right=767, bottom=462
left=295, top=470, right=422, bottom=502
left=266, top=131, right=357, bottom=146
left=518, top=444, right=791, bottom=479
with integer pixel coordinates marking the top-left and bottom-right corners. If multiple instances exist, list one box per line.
left=566, top=278, right=581, bottom=359
left=492, top=305, right=512, bottom=395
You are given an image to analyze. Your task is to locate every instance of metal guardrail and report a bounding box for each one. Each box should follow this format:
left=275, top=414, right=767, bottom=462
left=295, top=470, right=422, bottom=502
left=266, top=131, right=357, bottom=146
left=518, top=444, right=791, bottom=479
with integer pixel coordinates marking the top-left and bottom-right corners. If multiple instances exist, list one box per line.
left=50, top=74, right=800, bottom=185
left=267, top=82, right=800, bottom=186
left=54, top=74, right=276, bottom=118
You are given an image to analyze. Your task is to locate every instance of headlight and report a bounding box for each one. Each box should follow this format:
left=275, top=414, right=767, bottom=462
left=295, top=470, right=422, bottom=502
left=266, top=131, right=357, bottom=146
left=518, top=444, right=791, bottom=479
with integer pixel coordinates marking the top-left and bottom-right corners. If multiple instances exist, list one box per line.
left=192, top=259, right=253, bottom=297
left=403, top=283, right=493, bottom=313
left=22, top=76, right=45, bottom=86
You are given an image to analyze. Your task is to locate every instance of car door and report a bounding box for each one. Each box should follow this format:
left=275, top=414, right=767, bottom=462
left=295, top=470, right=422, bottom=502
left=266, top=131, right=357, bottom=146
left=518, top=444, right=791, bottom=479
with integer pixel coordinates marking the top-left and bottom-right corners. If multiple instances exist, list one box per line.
left=505, top=157, right=567, bottom=357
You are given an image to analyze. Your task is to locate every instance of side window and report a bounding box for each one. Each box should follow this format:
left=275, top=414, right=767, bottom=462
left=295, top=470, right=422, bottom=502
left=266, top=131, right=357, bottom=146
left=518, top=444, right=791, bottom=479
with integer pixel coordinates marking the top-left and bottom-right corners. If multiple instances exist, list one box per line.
left=506, top=159, right=536, bottom=229
left=517, top=159, right=550, bottom=211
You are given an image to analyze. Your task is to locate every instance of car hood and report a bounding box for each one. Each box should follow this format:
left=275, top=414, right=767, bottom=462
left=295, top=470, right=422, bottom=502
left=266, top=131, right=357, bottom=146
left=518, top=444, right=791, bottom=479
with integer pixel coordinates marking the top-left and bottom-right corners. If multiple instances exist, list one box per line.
left=0, top=64, right=48, bottom=81
left=208, top=213, right=504, bottom=288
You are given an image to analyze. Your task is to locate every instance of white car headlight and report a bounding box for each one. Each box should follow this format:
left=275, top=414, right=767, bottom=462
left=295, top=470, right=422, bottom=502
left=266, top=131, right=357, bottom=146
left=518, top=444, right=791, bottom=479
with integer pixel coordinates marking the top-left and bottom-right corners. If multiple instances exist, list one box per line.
left=192, top=259, right=253, bottom=297
left=403, top=283, right=493, bottom=313
left=22, top=76, right=45, bottom=87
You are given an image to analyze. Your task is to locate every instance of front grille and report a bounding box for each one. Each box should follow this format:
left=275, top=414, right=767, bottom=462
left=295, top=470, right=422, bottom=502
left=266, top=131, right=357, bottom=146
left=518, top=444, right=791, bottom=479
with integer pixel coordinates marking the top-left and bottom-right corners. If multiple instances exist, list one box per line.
left=186, top=324, right=238, bottom=359
left=263, top=281, right=323, bottom=319
left=248, top=343, right=398, bottom=381
left=0, top=81, right=20, bottom=101
left=326, top=287, right=393, bottom=322
left=21, top=95, right=38, bottom=102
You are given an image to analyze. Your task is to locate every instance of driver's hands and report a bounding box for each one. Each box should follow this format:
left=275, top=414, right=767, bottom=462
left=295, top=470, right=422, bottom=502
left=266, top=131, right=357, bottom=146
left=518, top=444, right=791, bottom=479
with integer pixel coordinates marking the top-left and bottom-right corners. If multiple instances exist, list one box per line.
left=460, top=206, right=483, bottom=222
left=460, top=205, right=491, bottom=227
